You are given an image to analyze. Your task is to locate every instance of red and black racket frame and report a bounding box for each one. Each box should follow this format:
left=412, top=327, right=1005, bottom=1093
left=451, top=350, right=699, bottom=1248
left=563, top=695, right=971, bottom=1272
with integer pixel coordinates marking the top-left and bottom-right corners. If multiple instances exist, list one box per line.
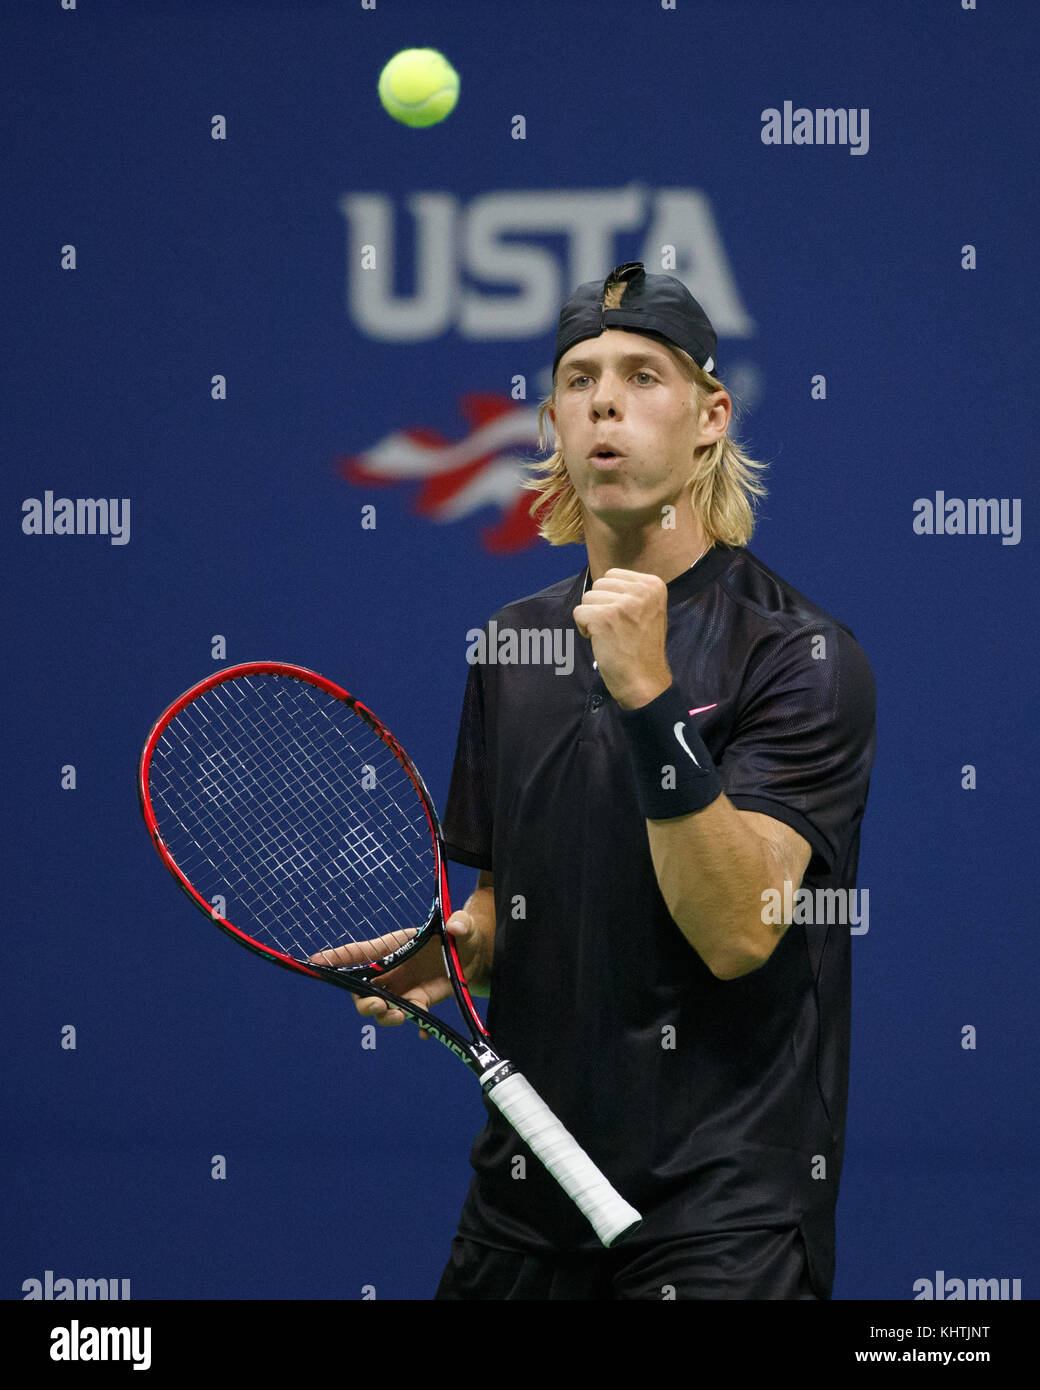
left=138, top=661, right=503, bottom=1080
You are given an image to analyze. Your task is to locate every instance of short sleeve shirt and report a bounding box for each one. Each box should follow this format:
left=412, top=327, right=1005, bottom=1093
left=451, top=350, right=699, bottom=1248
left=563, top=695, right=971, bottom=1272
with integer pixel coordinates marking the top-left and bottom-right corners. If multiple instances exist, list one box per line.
left=442, top=543, right=876, bottom=1294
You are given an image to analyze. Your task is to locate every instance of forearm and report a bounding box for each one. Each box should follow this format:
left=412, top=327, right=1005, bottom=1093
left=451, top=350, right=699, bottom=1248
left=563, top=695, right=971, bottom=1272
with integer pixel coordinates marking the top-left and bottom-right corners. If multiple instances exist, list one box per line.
left=645, top=794, right=786, bottom=980
left=616, top=679, right=794, bottom=980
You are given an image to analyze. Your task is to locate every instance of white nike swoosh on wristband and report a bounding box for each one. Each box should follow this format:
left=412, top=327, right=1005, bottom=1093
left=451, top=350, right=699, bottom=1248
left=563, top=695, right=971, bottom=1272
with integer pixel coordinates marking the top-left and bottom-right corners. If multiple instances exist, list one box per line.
left=673, top=721, right=703, bottom=769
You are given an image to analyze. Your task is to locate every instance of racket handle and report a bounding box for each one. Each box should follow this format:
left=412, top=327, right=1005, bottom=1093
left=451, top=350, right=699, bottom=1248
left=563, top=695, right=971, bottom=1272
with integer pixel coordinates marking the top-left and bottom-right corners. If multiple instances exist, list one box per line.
left=483, top=1068, right=642, bottom=1248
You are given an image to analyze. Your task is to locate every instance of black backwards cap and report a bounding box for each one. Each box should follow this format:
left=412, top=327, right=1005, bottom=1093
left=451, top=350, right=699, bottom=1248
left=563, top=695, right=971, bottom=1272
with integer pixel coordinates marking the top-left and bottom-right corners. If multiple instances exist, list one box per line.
left=553, top=261, right=717, bottom=379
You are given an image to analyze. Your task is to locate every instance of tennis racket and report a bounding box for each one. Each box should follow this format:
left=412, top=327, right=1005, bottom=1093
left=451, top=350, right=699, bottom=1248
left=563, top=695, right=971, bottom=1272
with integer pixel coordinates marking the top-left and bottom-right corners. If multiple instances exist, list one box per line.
left=138, top=660, right=641, bottom=1247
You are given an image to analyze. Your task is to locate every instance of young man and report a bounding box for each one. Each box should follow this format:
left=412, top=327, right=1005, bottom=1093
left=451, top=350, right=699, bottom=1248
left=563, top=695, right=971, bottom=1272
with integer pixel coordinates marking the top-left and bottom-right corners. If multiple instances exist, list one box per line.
left=355, top=262, right=876, bottom=1300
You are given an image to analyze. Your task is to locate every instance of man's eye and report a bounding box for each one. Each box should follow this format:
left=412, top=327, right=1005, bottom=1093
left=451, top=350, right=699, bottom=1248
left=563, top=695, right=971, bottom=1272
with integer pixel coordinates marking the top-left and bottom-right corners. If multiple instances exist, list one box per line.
left=569, top=375, right=590, bottom=388
left=634, top=372, right=656, bottom=384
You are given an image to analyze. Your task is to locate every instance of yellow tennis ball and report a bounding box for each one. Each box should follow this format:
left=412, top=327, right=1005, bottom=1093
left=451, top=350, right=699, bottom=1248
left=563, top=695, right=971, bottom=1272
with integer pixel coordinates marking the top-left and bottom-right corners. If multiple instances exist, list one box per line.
left=378, top=48, right=459, bottom=128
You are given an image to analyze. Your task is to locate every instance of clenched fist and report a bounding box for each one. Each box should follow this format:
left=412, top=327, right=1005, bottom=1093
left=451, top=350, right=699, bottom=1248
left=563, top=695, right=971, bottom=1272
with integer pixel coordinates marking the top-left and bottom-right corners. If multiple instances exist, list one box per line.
left=573, top=568, right=672, bottom=710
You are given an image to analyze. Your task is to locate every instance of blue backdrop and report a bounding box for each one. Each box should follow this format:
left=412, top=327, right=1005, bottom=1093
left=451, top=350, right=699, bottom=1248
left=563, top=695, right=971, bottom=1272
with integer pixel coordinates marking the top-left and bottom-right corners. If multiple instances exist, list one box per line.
left=3, top=0, right=1036, bottom=1304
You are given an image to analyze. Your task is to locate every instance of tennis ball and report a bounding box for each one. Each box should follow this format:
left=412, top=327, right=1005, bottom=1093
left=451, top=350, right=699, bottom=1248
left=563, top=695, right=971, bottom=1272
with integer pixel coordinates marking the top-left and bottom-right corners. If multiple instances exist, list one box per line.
left=378, top=48, right=459, bottom=128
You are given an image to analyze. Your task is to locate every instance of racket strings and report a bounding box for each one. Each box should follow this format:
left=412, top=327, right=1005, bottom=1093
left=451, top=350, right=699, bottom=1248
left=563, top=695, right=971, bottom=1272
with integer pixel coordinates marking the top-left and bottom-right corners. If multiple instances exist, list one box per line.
left=147, top=674, right=437, bottom=965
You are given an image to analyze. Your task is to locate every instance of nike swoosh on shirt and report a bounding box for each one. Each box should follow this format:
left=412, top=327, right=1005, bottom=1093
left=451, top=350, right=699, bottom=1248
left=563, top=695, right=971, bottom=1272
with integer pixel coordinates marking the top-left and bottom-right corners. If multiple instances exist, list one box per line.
left=673, top=722, right=703, bottom=769
left=687, top=703, right=718, bottom=716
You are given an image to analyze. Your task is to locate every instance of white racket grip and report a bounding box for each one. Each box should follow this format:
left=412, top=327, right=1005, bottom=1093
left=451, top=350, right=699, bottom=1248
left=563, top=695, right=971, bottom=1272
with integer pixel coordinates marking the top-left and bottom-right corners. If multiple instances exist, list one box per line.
left=483, top=1068, right=642, bottom=1248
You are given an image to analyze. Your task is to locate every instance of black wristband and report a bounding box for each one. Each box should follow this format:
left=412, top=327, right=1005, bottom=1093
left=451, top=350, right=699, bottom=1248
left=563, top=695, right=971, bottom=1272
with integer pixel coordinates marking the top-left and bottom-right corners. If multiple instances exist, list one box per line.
left=618, top=683, right=723, bottom=820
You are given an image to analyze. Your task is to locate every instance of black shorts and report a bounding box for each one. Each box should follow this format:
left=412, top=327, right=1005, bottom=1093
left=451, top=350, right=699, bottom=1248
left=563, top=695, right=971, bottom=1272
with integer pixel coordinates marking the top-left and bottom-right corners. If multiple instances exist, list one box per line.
left=434, top=1225, right=821, bottom=1301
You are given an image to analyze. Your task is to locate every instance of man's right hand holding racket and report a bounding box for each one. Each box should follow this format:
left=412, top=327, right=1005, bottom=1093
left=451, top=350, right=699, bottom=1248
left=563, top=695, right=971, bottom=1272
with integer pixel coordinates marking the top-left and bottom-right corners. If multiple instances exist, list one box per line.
left=310, top=874, right=496, bottom=1034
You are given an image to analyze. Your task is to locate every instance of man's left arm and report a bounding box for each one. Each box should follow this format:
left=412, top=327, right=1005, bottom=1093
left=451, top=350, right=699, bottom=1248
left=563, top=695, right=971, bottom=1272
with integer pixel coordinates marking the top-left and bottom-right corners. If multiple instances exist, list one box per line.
left=643, top=798, right=811, bottom=979
left=575, top=566, right=860, bottom=981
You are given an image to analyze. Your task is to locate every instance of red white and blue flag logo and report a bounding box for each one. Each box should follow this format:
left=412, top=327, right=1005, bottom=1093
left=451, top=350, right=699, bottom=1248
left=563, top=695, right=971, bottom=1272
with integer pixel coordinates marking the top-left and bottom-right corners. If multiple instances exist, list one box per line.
left=339, top=393, right=547, bottom=553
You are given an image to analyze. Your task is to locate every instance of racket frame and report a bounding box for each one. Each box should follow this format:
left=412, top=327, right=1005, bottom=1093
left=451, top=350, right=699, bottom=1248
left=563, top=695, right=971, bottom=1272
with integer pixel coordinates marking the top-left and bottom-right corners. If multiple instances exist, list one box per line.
left=139, top=660, right=643, bottom=1246
left=138, top=660, right=495, bottom=1071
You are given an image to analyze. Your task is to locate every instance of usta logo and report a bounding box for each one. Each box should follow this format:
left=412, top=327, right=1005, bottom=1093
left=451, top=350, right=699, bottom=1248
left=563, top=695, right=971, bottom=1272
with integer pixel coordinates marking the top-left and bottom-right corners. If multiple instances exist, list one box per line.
left=339, top=185, right=754, bottom=342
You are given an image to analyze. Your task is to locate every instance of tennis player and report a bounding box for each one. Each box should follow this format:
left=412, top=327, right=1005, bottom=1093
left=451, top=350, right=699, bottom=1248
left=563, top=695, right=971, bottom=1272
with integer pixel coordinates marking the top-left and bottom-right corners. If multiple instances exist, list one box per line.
left=356, top=261, right=876, bottom=1300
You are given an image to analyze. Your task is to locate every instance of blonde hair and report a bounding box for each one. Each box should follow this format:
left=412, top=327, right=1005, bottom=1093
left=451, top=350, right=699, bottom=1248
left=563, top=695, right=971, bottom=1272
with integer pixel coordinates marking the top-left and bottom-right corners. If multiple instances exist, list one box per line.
left=524, top=303, right=769, bottom=547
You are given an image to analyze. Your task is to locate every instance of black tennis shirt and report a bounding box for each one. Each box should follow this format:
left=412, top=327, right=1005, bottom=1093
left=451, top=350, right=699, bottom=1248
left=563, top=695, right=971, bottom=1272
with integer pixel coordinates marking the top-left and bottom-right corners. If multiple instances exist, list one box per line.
left=442, top=543, right=876, bottom=1297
